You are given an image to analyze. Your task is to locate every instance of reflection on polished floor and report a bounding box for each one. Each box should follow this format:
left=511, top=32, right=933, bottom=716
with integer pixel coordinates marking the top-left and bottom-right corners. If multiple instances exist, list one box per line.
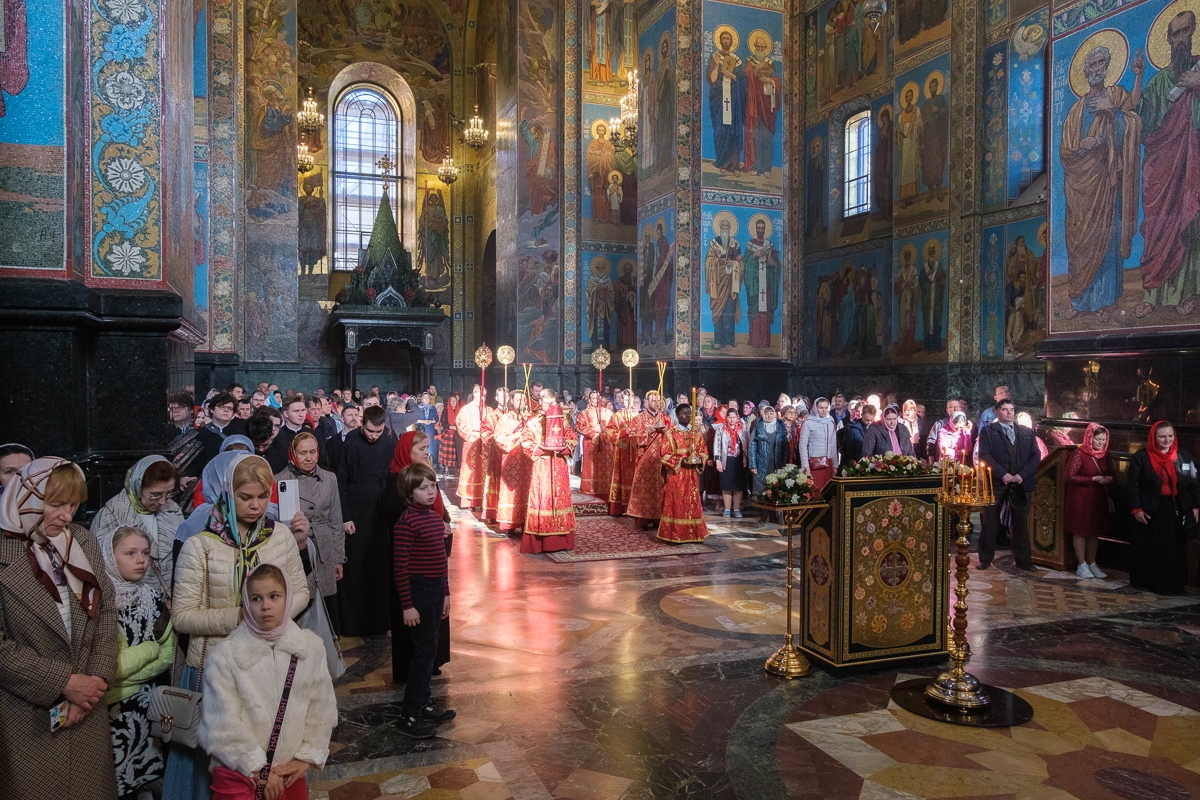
left=309, top=481, right=1200, bottom=800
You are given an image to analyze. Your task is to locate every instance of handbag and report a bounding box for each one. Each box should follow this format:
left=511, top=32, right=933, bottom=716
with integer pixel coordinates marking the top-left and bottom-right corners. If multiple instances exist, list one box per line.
left=148, top=550, right=210, bottom=747
left=1088, top=455, right=1116, bottom=513
left=296, top=539, right=346, bottom=679
left=254, top=654, right=300, bottom=800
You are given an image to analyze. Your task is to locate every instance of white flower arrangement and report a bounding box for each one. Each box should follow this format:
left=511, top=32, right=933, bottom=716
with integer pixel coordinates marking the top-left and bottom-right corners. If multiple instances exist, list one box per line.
left=755, top=463, right=821, bottom=505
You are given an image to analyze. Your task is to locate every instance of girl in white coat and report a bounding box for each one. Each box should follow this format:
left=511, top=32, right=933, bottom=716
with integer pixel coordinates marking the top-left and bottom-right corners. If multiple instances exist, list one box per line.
left=199, top=562, right=337, bottom=800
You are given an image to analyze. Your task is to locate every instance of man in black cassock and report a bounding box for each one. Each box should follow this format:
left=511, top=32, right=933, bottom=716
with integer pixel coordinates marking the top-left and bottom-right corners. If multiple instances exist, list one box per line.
left=335, top=404, right=398, bottom=636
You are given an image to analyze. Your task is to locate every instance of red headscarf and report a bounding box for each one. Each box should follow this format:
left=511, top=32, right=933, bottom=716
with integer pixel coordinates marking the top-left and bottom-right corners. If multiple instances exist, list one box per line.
left=390, top=431, right=446, bottom=517
left=722, top=406, right=743, bottom=457
left=1146, top=421, right=1178, bottom=497
left=1078, top=422, right=1109, bottom=459
left=446, top=394, right=460, bottom=427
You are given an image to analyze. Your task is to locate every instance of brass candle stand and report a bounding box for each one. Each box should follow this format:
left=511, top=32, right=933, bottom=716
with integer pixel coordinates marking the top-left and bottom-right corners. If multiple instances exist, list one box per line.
left=751, top=501, right=829, bottom=679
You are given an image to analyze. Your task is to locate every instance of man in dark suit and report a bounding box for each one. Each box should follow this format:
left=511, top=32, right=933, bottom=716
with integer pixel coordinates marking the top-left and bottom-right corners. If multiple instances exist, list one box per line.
left=975, top=398, right=1041, bottom=571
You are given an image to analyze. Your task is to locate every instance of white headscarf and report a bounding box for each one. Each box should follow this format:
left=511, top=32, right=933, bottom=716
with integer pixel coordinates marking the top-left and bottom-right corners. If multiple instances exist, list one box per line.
left=100, top=527, right=160, bottom=623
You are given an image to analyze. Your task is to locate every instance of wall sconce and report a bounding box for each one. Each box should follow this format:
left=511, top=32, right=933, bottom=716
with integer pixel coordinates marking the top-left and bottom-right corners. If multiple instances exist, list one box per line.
left=425, top=332, right=434, bottom=351
left=346, top=328, right=357, bottom=350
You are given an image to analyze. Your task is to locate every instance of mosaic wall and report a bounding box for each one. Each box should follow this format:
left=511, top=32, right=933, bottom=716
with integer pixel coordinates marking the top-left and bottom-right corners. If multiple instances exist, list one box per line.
left=0, top=0, right=66, bottom=273
left=891, top=228, right=949, bottom=362
left=982, top=213, right=1047, bottom=359
left=205, top=0, right=240, bottom=352
left=194, top=0, right=210, bottom=345
left=804, top=245, right=890, bottom=364
left=1048, top=0, right=1200, bottom=336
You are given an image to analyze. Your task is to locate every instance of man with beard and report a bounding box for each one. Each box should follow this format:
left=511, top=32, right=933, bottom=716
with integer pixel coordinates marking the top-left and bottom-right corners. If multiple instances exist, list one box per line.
left=625, top=391, right=672, bottom=529
left=649, top=219, right=673, bottom=344
left=920, top=76, right=949, bottom=201
left=1134, top=12, right=1200, bottom=317
left=1061, top=45, right=1141, bottom=321
left=744, top=215, right=781, bottom=349
left=705, top=213, right=744, bottom=348
left=578, top=390, right=615, bottom=500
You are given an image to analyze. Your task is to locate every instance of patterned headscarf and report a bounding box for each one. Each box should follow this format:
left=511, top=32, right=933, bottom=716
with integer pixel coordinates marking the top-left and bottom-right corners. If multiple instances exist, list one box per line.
left=723, top=405, right=743, bottom=457
left=100, top=527, right=159, bottom=619
left=203, top=454, right=276, bottom=592
left=125, top=455, right=171, bottom=515
left=287, top=432, right=321, bottom=479
left=1079, top=422, right=1109, bottom=459
left=0, top=457, right=102, bottom=618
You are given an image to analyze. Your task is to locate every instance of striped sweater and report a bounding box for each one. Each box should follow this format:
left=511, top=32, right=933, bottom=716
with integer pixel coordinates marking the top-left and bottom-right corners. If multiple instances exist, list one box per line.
left=392, top=503, right=449, bottom=609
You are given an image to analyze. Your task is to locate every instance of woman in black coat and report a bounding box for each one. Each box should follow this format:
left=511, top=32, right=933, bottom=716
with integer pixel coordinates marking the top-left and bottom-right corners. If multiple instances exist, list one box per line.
left=1128, top=421, right=1199, bottom=594
left=862, top=404, right=916, bottom=458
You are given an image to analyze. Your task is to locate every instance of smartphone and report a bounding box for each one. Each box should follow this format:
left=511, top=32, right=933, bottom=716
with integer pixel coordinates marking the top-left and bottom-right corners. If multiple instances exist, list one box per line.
left=277, top=479, right=299, bottom=522
left=50, top=700, right=69, bottom=731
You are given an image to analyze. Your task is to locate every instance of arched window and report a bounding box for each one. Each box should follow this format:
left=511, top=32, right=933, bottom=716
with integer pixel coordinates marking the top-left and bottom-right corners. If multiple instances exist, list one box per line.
left=843, top=110, right=872, bottom=217
left=332, top=85, right=402, bottom=272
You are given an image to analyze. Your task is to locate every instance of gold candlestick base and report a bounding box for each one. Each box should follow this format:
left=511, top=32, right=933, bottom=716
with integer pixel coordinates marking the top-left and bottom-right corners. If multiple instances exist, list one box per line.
left=927, top=494, right=992, bottom=710
left=765, top=638, right=811, bottom=678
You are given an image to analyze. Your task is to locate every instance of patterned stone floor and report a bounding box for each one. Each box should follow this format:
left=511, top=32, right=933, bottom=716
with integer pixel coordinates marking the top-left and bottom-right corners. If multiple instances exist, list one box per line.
left=308, top=477, right=1200, bottom=799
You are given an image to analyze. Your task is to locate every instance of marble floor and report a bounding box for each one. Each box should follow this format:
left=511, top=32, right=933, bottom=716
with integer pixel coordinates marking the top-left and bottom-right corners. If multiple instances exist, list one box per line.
left=309, top=479, right=1200, bottom=800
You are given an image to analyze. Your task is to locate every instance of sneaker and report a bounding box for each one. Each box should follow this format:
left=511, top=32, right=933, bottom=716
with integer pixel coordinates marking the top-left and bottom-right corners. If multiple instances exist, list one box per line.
left=1076, top=563, right=1094, bottom=579
left=418, top=703, right=457, bottom=724
left=395, top=714, right=437, bottom=738
left=723, top=509, right=731, bottom=518
left=1088, top=563, right=1107, bottom=579
left=733, top=509, right=743, bottom=518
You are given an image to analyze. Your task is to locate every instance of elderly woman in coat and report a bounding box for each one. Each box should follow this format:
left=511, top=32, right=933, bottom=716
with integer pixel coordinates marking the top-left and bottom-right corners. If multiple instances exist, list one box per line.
left=862, top=403, right=916, bottom=458
left=748, top=403, right=792, bottom=521
left=0, top=458, right=119, bottom=800
left=92, top=455, right=184, bottom=587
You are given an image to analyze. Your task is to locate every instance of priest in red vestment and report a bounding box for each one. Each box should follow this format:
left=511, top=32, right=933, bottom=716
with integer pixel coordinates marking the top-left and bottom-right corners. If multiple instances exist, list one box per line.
left=520, top=389, right=577, bottom=553
left=626, top=391, right=672, bottom=527
left=456, top=385, right=487, bottom=510
left=605, top=390, right=641, bottom=515
left=577, top=389, right=614, bottom=499
left=658, top=404, right=710, bottom=543
left=481, top=387, right=507, bottom=522
left=496, top=390, right=532, bottom=532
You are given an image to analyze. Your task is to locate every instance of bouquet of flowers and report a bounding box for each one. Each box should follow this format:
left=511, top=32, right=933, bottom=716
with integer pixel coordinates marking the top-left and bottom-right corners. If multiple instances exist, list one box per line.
left=842, top=452, right=936, bottom=477
left=756, top=463, right=823, bottom=505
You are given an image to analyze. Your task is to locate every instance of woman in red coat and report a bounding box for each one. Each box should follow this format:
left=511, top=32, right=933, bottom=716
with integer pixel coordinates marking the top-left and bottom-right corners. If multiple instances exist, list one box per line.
left=1065, top=423, right=1114, bottom=579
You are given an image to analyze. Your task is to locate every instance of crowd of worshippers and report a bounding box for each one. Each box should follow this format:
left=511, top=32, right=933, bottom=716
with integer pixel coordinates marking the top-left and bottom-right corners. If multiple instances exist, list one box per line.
left=4, top=378, right=1198, bottom=798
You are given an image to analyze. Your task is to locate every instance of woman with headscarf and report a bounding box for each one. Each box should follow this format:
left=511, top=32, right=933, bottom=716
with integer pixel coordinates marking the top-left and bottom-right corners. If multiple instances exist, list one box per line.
left=713, top=399, right=747, bottom=517
left=901, top=400, right=927, bottom=460
left=440, top=392, right=461, bottom=477
left=0, top=458, right=120, bottom=800
left=1128, top=421, right=1199, bottom=594
left=748, top=404, right=791, bottom=518
left=382, top=431, right=452, bottom=683
left=190, top=435, right=254, bottom=509
left=164, top=454, right=309, bottom=800
left=275, top=433, right=344, bottom=627
left=935, top=411, right=973, bottom=463
left=1065, top=423, right=1115, bottom=580
left=798, top=397, right=838, bottom=489
left=93, top=455, right=184, bottom=587
left=862, top=403, right=916, bottom=458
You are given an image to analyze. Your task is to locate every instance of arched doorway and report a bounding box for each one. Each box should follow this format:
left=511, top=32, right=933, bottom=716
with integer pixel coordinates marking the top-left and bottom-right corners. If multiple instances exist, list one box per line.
left=480, top=230, right=497, bottom=347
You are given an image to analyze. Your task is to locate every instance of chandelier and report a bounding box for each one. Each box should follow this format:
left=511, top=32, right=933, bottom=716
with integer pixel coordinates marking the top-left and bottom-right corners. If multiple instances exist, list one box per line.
left=296, top=87, right=324, bottom=135
left=462, top=104, right=488, bottom=150
left=609, top=69, right=638, bottom=154
left=862, top=0, right=887, bottom=31
left=438, top=155, right=459, bottom=185
left=296, top=143, right=315, bottom=174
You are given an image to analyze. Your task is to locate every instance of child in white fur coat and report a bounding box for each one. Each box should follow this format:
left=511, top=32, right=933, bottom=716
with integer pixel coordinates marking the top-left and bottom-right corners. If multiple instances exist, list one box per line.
left=198, top=563, right=337, bottom=800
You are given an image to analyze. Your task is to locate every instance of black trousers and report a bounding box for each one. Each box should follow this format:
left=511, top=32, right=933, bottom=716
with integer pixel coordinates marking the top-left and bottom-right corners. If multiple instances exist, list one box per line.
left=400, top=576, right=446, bottom=715
left=980, top=496, right=1031, bottom=568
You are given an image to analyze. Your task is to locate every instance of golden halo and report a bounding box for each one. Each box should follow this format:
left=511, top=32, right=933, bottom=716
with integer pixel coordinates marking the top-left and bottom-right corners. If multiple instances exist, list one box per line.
left=590, top=118, right=610, bottom=140
left=923, top=238, right=943, bottom=261
left=655, top=216, right=667, bottom=233
left=899, top=243, right=918, bottom=264
left=711, top=209, right=739, bottom=238
left=811, top=134, right=824, bottom=152
left=1037, top=222, right=1048, bottom=247
left=877, top=103, right=894, bottom=122
left=617, top=257, right=636, bottom=276
left=590, top=255, right=612, bottom=277
left=643, top=223, right=654, bottom=241
left=497, top=345, right=515, bottom=365
left=899, top=81, right=921, bottom=103
left=607, top=169, right=623, bottom=184
left=840, top=262, right=856, bottom=281
left=1020, top=22, right=1046, bottom=43
left=749, top=29, right=772, bottom=54
left=924, top=70, right=946, bottom=98
left=713, top=24, right=739, bottom=53
left=659, top=30, right=673, bottom=55
left=748, top=212, right=774, bottom=240
left=643, top=47, right=655, bottom=70
left=1148, top=0, right=1200, bottom=69
left=1068, top=29, right=1129, bottom=97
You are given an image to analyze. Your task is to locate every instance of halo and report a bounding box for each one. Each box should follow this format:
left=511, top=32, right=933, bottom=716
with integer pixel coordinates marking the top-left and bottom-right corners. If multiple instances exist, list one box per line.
left=840, top=262, right=856, bottom=281
left=1068, top=29, right=1129, bottom=97
left=810, top=134, right=824, bottom=152
left=590, top=255, right=612, bottom=277
left=899, top=243, right=918, bottom=264
left=1020, top=22, right=1046, bottom=43
left=590, top=118, right=610, bottom=140
left=924, top=70, right=946, bottom=98
left=622, top=348, right=640, bottom=367
left=497, top=345, right=515, bottom=365
left=748, top=212, right=774, bottom=240
left=643, top=223, right=654, bottom=241
left=749, top=28, right=772, bottom=54
left=1037, top=222, right=1048, bottom=247
left=659, top=30, right=673, bottom=55
left=617, top=257, right=636, bottom=276
left=655, top=216, right=667, bottom=233
left=923, top=238, right=943, bottom=261
left=877, top=103, right=894, bottom=122
left=900, top=81, right=921, bottom=103
left=607, top=169, right=623, bottom=184
left=711, top=209, right=739, bottom=238
left=1148, top=0, right=1200, bottom=69
left=591, top=348, right=611, bottom=370
left=643, top=46, right=655, bottom=70
left=713, top=24, right=739, bottom=52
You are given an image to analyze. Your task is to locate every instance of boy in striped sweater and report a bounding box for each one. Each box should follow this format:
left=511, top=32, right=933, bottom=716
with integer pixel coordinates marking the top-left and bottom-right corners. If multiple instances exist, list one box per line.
left=393, top=462, right=456, bottom=738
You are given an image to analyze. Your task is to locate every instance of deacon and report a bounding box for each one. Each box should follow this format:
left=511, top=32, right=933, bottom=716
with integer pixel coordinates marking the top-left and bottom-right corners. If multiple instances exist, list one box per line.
left=481, top=386, right=508, bottom=523
left=497, top=390, right=533, bottom=533
left=658, top=404, right=710, bottom=543
left=605, top=389, right=641, bottom=515
left=577, top=389, right=614, bottom=499
left=456, top=385, right=487, bottom=512
left=626, top=390, right=672, bottom=528
left=521, top=389, right=577, bottom=553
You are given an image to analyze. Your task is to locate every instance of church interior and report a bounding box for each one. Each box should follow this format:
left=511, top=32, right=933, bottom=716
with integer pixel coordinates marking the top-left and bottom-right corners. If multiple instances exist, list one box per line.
left=3, top=0, right=1200, bottom=796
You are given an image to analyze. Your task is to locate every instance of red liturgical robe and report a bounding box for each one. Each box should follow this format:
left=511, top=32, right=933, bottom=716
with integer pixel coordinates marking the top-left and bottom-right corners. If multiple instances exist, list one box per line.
left=520, top=413, right=576, bottom=553
left=659, top=427, right=710, bottom=543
